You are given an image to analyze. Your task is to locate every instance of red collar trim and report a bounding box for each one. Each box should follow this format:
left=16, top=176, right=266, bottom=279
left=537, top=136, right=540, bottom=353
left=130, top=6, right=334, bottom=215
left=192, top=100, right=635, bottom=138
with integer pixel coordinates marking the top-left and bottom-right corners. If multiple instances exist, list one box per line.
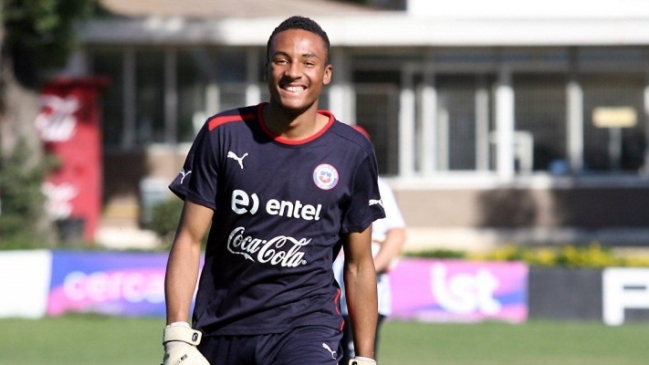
left=257, top=103, right=335, bottom=145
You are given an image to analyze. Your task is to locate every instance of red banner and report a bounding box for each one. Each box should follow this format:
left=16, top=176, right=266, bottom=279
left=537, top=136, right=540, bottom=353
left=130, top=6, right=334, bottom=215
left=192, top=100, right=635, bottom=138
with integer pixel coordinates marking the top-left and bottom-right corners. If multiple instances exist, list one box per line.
left=37, top=77, right=109, bottom=243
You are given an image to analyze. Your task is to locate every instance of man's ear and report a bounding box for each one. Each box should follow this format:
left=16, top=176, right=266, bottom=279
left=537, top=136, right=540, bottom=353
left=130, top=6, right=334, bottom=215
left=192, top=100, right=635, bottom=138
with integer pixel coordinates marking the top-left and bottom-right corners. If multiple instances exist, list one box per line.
left=263, top=62, right=269, bottom=81
left=323, top=64, right=333, bottom=85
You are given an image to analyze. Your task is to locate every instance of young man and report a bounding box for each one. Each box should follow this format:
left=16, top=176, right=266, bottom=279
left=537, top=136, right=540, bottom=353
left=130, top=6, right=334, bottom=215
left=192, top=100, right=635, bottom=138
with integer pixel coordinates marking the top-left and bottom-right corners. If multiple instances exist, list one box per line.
left=161, top=16, right=384, bottom=365
left=333, top=126, right=407, bottom=364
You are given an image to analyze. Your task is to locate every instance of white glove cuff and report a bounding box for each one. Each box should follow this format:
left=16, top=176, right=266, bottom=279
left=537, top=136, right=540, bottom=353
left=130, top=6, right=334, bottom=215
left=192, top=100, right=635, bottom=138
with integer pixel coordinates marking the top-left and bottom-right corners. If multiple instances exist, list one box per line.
left=350, top=356, right=377, bottom=365
left=163, top=323, right=202, bottom=346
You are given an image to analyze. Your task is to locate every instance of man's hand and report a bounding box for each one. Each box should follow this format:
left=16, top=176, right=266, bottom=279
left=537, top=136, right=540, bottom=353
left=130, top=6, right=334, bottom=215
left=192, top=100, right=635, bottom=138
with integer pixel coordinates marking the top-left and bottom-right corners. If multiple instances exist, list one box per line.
left=349, top=356, right=377, bottom=365
left=162, top=322, right=210, bottom=365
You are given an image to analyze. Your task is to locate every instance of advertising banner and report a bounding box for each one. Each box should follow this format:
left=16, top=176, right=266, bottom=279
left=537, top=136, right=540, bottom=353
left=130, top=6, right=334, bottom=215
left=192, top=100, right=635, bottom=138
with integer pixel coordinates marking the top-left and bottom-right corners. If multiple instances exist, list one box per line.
left=390, top=259, right=528, bottom=323
left=603, top=268, right=649, bottom=325
left=44, top=252, right=525, bottom=320
left=37, top=78, right=108, bottom=242
left=0, top=250, right=52, bottom=318
left=47, top=251, right=169, bottom=317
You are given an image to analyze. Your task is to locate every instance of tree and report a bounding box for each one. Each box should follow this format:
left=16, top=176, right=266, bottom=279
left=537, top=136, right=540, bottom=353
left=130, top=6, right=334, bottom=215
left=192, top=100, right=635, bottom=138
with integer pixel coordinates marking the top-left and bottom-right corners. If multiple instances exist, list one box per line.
left=0, top=0, right=97, bottom=247
left=342, top=0, right=406, bottom=10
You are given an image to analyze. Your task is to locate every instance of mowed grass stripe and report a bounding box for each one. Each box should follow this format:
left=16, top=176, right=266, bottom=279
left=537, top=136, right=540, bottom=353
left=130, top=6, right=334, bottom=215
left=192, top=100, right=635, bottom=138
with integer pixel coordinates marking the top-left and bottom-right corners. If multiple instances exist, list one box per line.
left=0, top=315, right=162, bottom=365
left=377, top=320, right=649, bottom=365
left=0, top=316, right=647, bottom=365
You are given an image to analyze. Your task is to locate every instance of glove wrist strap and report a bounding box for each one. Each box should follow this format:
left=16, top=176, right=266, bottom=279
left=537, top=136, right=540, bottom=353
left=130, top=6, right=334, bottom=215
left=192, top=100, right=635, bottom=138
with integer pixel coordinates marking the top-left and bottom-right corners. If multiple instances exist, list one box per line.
left=163, top=326, right=202, bottom=346
left=350, top=357, right=377, bottom=365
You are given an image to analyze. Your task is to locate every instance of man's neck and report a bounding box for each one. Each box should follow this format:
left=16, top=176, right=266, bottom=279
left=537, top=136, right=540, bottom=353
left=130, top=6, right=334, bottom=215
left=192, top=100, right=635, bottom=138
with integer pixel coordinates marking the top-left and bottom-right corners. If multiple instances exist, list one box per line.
left=263, top=103, right=326, bottom=140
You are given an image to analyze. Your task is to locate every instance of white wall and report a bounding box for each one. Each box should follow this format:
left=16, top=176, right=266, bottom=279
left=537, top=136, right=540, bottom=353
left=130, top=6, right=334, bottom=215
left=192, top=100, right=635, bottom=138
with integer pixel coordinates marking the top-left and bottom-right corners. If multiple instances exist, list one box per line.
left=0, top=250, right=52, bottom=318
left=408, top=0, right=649, bottom=19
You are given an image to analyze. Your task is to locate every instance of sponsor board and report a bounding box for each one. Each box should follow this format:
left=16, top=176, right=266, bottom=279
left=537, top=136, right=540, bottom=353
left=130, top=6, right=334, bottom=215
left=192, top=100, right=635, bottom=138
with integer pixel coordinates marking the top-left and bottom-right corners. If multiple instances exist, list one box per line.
left=603, top=268, right=649, bottom=325
left=47, top=251, right=172, bottom=317
left=390, top=259, right=528, bottom=323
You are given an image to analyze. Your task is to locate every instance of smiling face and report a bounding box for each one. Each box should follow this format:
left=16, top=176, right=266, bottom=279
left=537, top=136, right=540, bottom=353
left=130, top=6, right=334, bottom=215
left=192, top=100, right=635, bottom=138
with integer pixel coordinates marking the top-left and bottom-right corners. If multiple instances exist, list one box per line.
left=266, top=29, right=332, bottom=115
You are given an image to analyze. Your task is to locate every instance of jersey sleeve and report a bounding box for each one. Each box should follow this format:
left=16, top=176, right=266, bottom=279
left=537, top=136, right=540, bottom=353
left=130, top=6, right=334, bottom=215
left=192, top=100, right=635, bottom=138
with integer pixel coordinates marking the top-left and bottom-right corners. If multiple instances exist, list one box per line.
left=168, top=126, right=205, bottom=200
left=168, top=124, right=219, bottom=210
left=378, top=178, right=405, bottom=228
left=371, top=177, right=406, bottom=242
left=340, top=151, right=386, bottom=233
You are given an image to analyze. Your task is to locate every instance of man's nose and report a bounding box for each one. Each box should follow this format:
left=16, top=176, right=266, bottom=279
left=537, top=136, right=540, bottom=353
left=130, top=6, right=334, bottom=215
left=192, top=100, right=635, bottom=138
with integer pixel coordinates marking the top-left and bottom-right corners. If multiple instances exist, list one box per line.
left=284, top=61, right=302, bottom=78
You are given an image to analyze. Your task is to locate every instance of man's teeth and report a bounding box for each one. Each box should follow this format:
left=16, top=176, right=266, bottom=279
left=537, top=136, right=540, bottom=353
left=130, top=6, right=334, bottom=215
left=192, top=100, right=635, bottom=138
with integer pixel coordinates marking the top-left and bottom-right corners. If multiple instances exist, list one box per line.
left=286, top=86, right=304, bottom=94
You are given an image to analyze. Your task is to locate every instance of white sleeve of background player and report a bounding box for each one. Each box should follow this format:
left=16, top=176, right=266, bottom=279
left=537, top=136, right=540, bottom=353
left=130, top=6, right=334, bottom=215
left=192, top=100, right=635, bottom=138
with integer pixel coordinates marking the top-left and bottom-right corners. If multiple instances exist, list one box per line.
left=372, top=178, right=406, bottom=242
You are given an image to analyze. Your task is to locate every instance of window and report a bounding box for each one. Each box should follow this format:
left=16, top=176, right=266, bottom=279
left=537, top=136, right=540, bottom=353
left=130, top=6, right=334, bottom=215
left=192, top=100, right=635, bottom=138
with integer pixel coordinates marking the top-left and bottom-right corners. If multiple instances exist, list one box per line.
left=436, top=74, right=481, bottom=171
left=90, top=49, right=123, bottom=148
left=514, top=73, right=567, bottom=172
left=135, top=50, right=165, bottom=144
left=177, top=49, right=212, bottom=142
left=582, top=73, right=646, bottom=172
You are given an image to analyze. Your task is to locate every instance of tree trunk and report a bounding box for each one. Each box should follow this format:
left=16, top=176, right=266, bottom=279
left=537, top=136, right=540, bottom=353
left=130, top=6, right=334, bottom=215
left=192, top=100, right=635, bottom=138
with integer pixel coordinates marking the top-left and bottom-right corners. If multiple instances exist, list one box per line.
left=0, top=59, right=43, bottom=166
left=0, top=21, right=56, bottom=244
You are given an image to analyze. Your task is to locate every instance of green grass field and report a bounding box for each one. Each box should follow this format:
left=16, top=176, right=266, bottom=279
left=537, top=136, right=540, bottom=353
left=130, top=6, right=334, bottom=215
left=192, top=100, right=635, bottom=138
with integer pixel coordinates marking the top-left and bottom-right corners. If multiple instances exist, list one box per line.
left=0, top=315, right=647, bottom=365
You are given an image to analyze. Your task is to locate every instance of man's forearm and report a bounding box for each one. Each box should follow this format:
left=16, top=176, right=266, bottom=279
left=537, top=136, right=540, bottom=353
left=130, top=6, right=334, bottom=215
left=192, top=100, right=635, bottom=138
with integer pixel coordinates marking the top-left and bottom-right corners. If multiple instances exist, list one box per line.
left=373, top=228, right=406, bottom=273
left=344, top=264, right=378, bottom=358
left=165, top=239, right=201, bottom=324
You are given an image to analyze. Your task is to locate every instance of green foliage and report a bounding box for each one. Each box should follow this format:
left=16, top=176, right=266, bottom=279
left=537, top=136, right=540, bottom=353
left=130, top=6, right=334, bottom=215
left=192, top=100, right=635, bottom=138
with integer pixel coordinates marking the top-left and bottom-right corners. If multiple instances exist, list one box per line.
left=406, top=242, right=649, bottom=268
left=148, top=198, right=183, bottom=246
left=407, top=248, right=466, bottom=259
left=0, top=138, right=53, bottom=249
left=470, top=242, right=646, bottom=268
left=149, top=198, right=210, bottom=249
left=1, top=0, right=98, bottom=84
left=0, top=0, right=99, bottom=247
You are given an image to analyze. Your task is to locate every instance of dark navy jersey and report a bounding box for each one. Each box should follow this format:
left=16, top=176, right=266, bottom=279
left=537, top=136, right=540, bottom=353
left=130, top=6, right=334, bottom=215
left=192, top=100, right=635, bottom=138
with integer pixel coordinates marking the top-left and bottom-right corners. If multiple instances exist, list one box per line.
left=169, top=103, right=385, bottom=336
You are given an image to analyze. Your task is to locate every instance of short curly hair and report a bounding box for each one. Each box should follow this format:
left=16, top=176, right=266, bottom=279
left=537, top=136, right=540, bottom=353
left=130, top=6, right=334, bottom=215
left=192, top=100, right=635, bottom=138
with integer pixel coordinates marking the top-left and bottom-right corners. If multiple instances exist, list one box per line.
left=266, top=16, right=331, bottom=64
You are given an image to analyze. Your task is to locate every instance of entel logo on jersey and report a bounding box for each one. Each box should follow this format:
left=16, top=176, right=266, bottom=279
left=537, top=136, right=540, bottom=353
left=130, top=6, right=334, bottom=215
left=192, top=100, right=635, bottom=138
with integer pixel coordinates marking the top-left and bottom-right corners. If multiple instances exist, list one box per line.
left=231, top=189, right=322, bottom=221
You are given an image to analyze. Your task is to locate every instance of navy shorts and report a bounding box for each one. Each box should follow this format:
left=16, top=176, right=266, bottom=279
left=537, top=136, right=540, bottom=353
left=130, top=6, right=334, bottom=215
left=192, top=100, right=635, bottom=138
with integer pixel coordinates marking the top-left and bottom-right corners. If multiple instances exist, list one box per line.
left=197, top=326, right=343, bottom=365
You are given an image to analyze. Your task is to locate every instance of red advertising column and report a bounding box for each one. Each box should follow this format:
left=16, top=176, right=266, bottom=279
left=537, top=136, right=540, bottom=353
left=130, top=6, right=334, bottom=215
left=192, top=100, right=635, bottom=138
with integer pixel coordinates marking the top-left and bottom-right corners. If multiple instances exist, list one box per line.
left=36, top=77, right=109, bottom=244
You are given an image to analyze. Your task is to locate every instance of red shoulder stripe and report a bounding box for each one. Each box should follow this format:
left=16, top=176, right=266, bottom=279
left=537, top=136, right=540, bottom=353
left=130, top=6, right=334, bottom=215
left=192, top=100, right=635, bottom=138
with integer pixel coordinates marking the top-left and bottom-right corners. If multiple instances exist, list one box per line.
left=208, top=113, right=256, bottom=131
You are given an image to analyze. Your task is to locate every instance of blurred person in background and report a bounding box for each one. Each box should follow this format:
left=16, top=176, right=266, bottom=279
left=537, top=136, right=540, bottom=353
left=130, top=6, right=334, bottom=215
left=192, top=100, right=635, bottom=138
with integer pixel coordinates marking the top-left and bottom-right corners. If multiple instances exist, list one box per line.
left=333, top=125, right=408, bottom=364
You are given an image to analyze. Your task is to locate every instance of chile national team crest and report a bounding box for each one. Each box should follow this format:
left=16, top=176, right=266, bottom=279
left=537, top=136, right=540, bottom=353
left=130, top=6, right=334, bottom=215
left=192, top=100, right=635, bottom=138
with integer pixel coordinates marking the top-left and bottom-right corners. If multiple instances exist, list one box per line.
left=313, top=163, right=339, bottom=190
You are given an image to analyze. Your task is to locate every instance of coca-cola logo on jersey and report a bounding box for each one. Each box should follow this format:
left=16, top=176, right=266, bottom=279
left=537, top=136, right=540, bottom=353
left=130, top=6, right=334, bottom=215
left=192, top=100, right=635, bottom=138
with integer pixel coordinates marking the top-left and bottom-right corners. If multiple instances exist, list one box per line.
left=35, top=95, right=81, bottom=142
left=227, top=227, right=309, bottom=267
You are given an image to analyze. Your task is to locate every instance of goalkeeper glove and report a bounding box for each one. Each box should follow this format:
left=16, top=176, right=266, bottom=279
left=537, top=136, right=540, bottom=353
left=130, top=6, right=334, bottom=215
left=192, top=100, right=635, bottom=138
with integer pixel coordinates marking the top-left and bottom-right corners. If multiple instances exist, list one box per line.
left=162, top=322, right=210, bottom=365
left=349, top=356, right=377, bottom=365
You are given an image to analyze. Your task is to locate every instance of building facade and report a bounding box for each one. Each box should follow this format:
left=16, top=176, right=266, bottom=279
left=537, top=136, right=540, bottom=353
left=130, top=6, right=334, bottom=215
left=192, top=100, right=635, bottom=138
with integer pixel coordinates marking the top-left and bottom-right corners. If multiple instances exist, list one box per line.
left=69, top=0, right=649, bottom=250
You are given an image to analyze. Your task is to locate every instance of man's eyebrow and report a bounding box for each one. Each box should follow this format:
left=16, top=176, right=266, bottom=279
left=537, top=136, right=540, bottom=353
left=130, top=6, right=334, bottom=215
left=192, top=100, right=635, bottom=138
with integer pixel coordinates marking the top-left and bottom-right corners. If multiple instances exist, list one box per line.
left=271, top=51, right=320, bottom=59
